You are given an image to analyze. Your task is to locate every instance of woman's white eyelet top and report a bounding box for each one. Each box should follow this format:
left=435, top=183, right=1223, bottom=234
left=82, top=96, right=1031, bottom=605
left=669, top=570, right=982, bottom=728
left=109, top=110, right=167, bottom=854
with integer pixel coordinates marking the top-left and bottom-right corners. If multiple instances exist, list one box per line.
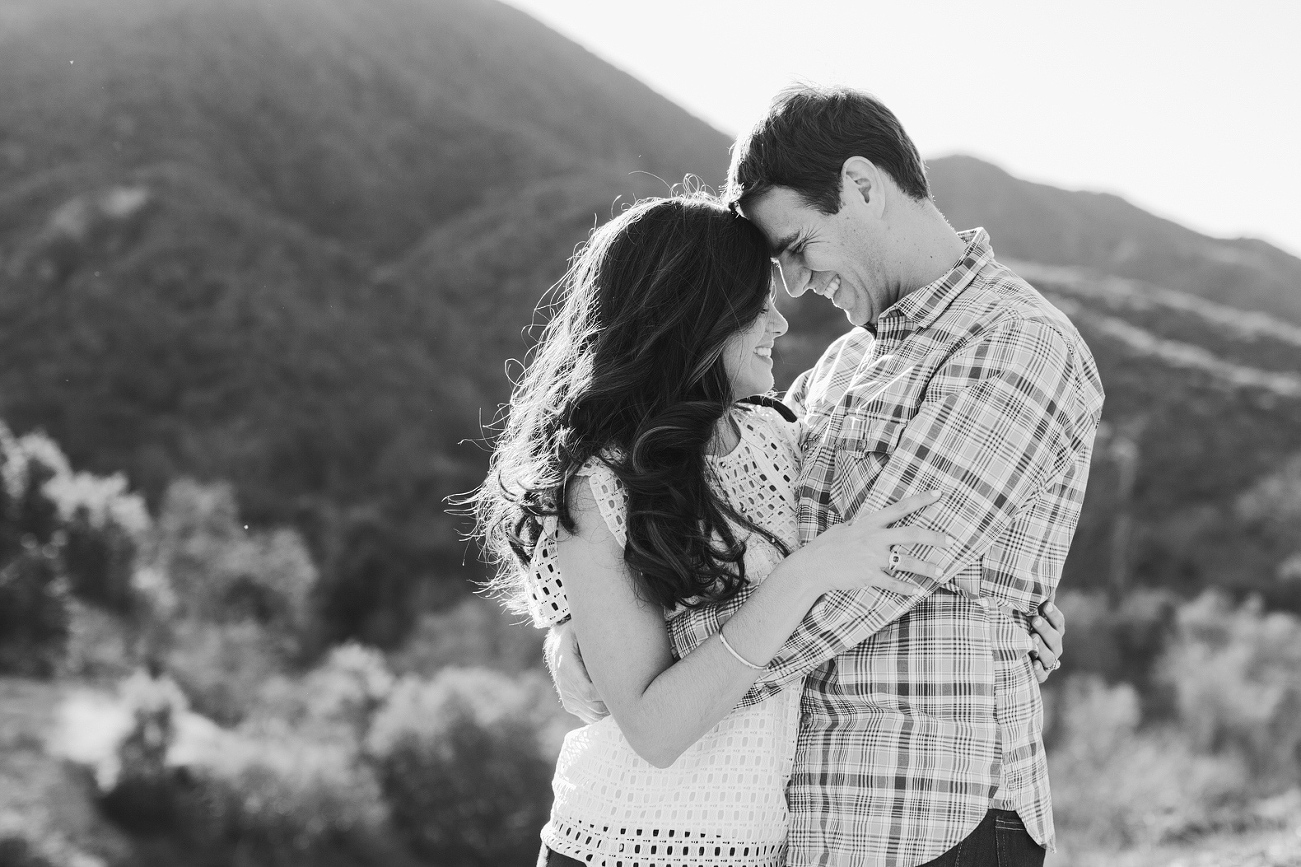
left=525, top=405, right=804, bottom=867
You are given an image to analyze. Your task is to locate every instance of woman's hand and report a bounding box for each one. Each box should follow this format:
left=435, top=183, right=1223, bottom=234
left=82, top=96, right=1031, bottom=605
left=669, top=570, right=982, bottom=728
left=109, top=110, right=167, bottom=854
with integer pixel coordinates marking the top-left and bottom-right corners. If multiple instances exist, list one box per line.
left=1029, top=600, right=1067, bottom=683
left=787, top=492, right=951, bottom=595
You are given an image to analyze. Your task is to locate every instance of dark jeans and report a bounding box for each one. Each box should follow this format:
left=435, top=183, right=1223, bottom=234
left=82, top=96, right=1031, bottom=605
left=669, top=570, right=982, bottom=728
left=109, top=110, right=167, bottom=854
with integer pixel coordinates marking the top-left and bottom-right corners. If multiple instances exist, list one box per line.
left=919, top=809, right=1046, bottom=867
left=540, top=810, right=1044, bottom=867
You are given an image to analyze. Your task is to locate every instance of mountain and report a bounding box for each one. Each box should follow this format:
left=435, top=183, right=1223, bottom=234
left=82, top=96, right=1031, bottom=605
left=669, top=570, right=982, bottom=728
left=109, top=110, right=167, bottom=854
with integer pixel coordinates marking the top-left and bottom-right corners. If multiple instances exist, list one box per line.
left=928, top=155, right=1301, bottom=325
left=0, top=0, right=729, bottom=644
left=0, top=0, right=1297, bottom=644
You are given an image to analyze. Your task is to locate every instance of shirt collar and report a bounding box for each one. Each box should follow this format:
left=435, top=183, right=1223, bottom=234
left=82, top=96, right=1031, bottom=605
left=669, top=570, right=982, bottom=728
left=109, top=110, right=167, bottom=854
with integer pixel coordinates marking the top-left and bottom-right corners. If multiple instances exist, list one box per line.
left=877, top=228, right=994, bottom=337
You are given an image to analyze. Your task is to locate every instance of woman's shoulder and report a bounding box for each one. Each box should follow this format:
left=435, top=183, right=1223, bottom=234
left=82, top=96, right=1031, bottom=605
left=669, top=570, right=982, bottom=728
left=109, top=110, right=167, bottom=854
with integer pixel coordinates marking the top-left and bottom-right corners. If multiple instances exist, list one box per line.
left=523, top=454, right=629, bottom=629
left=735, top=400, right=804, bottom=463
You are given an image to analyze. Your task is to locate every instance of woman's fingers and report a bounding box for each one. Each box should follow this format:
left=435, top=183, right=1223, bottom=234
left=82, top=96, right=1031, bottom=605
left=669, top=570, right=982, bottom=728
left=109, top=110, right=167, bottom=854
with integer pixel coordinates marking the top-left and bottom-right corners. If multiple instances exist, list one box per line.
left=854, top=491, right=942, bottom=527
left=1031, top=634, right=1059, bottom=672
left=890, top=553, right=942, bottom=581
left=1040, top=600, right=1066, bottom=636
left=879, top=525, right=951, bottom=549
left=866, top=571, right=922, bottom=595
left=1031, top=612, right=1064, bottom=659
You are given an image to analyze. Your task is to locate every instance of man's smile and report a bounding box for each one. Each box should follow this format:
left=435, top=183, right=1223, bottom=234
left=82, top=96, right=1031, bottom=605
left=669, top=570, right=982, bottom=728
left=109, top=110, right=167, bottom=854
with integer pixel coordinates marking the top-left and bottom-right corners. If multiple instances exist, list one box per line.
left=812, top=275, right=841, bottom=301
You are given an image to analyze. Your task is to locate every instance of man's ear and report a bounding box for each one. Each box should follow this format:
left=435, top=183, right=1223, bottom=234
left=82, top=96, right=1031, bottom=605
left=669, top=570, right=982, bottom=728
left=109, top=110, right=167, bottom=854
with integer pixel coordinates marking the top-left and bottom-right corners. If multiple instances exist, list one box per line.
left=841, top=157, right=886, bottom=218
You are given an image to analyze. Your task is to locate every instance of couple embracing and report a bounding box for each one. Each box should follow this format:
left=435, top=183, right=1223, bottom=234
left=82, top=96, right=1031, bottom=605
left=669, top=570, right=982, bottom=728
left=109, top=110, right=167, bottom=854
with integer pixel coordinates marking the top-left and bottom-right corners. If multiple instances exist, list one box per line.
left=474, top=85, right=1104, bottom=867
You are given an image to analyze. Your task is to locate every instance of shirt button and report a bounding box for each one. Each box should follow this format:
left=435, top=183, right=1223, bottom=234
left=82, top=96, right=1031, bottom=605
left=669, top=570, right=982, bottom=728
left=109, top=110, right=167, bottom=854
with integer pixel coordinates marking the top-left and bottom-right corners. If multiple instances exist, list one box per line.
left=977, top=598, right=990, bottom=609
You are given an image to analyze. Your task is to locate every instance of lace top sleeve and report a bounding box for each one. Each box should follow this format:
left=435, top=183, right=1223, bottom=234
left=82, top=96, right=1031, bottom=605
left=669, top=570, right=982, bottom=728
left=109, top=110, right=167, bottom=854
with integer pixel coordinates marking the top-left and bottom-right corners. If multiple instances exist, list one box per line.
left=524, top=458, right=627, bottom=627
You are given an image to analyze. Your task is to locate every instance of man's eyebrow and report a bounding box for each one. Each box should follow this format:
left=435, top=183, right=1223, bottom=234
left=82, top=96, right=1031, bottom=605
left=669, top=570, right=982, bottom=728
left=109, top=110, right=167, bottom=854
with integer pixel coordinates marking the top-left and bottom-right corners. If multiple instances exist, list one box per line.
left=770, top=231, right=801, bottom=256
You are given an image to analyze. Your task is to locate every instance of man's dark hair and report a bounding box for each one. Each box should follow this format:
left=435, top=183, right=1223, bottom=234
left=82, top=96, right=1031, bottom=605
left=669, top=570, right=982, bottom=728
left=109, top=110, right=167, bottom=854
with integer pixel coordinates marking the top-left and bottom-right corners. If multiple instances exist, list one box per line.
left=726, top=84, right=930, bottom=216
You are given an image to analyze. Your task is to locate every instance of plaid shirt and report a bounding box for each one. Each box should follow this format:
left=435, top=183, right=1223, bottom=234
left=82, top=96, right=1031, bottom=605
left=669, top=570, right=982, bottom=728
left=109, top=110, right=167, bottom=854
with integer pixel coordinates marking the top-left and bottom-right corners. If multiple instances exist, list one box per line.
left=668, top=229, right=1104, bottom=866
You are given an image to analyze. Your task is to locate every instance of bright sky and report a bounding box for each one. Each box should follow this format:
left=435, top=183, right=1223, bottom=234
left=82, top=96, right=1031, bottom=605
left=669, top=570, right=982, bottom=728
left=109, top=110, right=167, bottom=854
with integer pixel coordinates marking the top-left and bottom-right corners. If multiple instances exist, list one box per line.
left=502, top=0, right=1301, bottom=257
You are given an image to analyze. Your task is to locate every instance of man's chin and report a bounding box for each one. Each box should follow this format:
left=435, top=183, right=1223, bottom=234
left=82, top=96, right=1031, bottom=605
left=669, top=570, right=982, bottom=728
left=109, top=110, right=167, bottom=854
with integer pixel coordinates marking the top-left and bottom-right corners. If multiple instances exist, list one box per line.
left=839, top=304, right=872, bottom=329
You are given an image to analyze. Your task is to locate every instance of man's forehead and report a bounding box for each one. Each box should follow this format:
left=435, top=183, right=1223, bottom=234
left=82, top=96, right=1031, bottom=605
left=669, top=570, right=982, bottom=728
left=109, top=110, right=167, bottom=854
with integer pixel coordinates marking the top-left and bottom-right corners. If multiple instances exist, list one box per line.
left=744, top=188, right=810, bottom=253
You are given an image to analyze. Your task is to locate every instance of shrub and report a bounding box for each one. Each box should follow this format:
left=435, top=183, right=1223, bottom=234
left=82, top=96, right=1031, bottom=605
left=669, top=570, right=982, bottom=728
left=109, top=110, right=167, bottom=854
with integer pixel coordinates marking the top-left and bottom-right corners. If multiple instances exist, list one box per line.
left=1163, top=591, right=1301, bottom=787
left=365, top=666, right=565, bottom=866
left=39, top=451, right=150, bottom=614
left=1045, top=589, right=1178, bottom=730
left=178, top=730, right=391, bottom=867
left=146, top=479, right=316, bottom=635
left=63, top=598, right=139, bottom=678
left=386, top=595, right=545, bottom=676
left=0, top=425, right=71, bottom=674
left=0, top=542, right=71, bottom=677
left=249, top=642, right=395, bottom=741
left=163, top=620, right=286, bottom=726
left=52, top=668, right=402, bottom=867
left=1049, top=675, right=1249, bottom=853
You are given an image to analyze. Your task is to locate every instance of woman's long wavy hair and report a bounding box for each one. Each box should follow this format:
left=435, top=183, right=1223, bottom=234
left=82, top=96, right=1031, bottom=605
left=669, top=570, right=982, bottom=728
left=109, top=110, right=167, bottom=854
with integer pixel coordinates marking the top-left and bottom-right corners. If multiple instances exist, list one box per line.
left=473, top=194, right=789, bottom=613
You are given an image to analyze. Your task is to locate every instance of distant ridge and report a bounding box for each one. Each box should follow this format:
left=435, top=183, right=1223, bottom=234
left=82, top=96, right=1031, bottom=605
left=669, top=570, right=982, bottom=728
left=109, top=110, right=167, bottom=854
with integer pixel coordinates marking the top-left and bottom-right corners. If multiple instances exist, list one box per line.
left=0, top=0, right=1296, bottom=629
left=929, top=155, right=1301, bottom=325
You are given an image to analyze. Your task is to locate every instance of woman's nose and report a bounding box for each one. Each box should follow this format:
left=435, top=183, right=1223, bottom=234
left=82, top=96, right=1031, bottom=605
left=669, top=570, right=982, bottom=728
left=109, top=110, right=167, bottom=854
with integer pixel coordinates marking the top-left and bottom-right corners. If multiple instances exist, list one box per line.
left=771, top=307, right=789, bottom=337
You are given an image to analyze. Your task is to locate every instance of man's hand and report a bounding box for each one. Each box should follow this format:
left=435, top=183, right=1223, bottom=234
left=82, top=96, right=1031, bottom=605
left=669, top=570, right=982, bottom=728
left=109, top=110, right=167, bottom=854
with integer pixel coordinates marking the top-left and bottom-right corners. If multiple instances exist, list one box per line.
left=545, top=620, right=608, bottom=723
left=1029, top=600, right=1066, bottom=683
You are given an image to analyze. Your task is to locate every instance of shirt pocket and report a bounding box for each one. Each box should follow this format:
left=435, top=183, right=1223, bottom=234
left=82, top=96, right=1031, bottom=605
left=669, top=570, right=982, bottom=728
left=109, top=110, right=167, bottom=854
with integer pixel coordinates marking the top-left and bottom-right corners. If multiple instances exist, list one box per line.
left=828, top=415, right=906, bottom=521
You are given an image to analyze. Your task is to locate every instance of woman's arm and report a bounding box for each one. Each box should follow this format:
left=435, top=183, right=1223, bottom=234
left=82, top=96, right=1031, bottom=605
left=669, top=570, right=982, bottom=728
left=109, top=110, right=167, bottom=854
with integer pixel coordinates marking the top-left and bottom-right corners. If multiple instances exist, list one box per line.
left=558, top=478, right=946, bottom=768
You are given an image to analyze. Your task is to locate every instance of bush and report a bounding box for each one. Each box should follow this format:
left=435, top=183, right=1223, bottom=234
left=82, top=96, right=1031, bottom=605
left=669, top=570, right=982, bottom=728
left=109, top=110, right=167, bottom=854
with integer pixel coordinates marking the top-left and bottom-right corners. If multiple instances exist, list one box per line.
left=249, top=642, right=395, bottom=741
left=163, top=620, right=286, bottom=726
left=1049, top=675, right=1249, bottom=853
left=0, top=426, right=70, bottom=674
left=63, top=598, right=139, bottom=678
left=52, top=667, right=405, bottom=867
left=1046, top=589, right=1178, bottom=729
left=0, top=421, right=152, bottom=673
left=145, top=479, right=316, bottom=635
left=177, top=730, right=391, bottom=867
left=386, top=595, right=545, bottom=676
left=1163, top=591, right=1301, bottom=786
left=0, top=542, right=71, bottom=677
left=365, top=666, right=565, bottom=866
left=39, top=452, right=150, bottom=614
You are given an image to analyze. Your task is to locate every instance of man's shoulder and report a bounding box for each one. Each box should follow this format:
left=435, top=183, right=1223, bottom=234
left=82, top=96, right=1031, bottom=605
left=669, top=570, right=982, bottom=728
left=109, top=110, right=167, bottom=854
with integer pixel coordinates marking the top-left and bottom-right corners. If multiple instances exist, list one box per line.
left=950, top=261, right=1105, bottom=416
left=952, top=261, right=1090, bottom=354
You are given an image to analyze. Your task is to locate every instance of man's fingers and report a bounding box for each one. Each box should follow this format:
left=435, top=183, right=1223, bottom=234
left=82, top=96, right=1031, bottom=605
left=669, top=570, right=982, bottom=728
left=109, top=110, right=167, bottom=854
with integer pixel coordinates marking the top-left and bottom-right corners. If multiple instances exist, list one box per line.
left=1033, top=658, right=1051, bottom=684
left=566, top=698, right=608, bottom=725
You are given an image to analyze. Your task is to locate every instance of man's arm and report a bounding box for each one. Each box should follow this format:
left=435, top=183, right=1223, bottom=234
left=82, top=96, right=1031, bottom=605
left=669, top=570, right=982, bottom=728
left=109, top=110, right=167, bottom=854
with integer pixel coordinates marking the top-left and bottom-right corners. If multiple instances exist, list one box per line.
left=738, top=318, right=1084, bottom=701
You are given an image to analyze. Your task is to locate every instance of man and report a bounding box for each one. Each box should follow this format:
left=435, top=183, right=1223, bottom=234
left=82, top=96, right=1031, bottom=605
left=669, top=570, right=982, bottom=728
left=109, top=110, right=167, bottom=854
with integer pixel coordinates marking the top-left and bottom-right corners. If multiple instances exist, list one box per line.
left=553, top=85, right=1101, bottom=867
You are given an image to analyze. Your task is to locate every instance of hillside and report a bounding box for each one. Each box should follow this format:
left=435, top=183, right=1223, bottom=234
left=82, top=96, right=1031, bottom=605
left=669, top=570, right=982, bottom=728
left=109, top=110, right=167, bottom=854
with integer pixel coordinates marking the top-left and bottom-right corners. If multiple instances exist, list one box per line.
left=0, top=0, right=1298, bottom=646
left=0, top=0, right=730, bottom=643
left=929, top=155, right=1301, bottom=324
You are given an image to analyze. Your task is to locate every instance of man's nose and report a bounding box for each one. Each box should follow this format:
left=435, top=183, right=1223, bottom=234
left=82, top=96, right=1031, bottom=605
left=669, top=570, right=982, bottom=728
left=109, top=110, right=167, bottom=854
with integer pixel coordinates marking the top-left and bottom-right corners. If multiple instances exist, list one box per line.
left=776, top=258, right=809, bottom=297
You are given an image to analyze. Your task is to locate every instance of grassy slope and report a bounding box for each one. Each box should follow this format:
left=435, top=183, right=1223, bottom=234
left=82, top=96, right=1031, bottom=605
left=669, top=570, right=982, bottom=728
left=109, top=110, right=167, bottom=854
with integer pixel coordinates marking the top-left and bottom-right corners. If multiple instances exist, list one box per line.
left=0, top=0, right=730, bottom=634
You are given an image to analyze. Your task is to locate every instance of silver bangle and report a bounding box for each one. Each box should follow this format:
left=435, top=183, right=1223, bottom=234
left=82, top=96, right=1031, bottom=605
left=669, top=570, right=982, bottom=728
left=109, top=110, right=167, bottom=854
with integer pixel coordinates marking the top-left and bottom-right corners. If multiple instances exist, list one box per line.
left=718, top=628, right=765, bottom=671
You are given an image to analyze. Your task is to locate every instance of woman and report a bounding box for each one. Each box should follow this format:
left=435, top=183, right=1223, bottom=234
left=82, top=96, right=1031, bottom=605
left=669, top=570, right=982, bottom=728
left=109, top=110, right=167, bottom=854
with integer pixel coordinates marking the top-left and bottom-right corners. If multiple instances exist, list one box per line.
left=474, top=194, right=951, bottom=866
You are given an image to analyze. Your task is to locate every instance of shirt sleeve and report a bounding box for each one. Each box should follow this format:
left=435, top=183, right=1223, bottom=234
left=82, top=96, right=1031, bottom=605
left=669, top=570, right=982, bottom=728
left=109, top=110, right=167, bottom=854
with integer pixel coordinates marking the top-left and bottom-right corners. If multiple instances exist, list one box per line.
left=738, top=317, right=1083, bottom=703
left=667, top=588, right=748, bottom=659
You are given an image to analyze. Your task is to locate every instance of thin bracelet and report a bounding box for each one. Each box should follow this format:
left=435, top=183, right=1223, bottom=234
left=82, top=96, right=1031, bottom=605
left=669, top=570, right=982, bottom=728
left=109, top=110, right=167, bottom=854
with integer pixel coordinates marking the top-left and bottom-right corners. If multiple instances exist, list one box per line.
left=717, top=628, right=765, bottom=671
